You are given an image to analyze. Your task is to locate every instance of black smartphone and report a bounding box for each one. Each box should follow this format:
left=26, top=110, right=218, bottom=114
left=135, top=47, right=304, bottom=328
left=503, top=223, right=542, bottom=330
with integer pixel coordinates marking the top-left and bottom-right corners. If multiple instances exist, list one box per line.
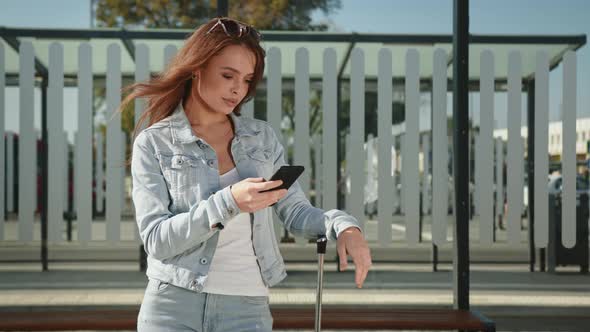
left=260, top=165, right=305, bottom=193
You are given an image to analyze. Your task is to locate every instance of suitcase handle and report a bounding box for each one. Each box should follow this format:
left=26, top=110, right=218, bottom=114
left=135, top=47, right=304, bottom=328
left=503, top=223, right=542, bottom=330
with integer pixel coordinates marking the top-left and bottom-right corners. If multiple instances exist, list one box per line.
left=316, top=235, right=327, bottom=254
left=315, top=235, right=327, bottom=332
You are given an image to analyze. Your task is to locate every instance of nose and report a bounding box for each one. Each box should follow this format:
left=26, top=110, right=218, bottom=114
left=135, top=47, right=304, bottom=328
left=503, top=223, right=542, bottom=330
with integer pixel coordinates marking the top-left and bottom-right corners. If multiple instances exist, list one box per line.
left=231, top=82, right=247, bottom=96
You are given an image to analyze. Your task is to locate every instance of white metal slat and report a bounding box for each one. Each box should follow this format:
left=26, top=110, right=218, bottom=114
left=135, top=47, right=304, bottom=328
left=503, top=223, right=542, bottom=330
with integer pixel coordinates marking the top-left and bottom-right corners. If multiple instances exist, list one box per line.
left=507, top=51, right=524, bottom=245
left=18, top=41, right=35, bottom=242
left=562, top=51, right=577, bottom=248
left=323, top=49, right=338, bottom=212
left=350, top=48, right=366, bottom=232
left=48, top=43, right=65, bottom=243
left=266, top=47, right=283, bottom=243
left=479, top=50, right=495, bottom=245
left=404, top=49, right=420, bottom=245
left=377, top=49, right=393, bottom=245
left=295, top=48, right=310, bottom=195
left=106, top=43, right=122, bottom=243
left=432, top=49, right=448, bottom=246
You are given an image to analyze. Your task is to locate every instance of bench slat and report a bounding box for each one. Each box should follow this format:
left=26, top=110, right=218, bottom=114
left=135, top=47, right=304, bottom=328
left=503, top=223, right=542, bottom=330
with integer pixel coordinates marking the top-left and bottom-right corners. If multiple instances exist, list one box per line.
left=0, top=307, right=495, bottom=331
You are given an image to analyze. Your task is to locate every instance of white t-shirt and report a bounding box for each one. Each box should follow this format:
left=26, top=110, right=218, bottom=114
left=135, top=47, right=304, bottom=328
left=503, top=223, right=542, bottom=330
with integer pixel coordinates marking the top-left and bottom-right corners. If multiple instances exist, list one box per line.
left=202, top=167, right=269, bottom=296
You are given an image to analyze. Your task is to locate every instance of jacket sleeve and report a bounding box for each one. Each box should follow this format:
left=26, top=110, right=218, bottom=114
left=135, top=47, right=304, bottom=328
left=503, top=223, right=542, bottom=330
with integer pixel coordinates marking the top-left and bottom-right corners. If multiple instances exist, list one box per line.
left=131, top=131, right=240, bottom=261
left=268, top=126, right=362, bottom=241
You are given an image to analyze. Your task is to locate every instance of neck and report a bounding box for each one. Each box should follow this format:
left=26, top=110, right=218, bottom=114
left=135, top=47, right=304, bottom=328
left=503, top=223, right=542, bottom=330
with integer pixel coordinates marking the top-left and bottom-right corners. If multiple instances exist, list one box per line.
left=182, top=87, right=230, bottom=127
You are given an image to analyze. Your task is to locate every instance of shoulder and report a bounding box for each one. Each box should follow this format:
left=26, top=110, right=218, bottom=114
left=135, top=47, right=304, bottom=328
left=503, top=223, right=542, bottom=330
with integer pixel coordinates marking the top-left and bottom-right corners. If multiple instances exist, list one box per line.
left=238, top=116, right=279, bottom=140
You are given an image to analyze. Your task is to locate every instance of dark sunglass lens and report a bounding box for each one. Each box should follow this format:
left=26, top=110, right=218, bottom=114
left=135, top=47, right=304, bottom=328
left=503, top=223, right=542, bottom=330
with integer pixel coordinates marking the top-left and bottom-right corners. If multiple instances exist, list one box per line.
left=222, top=19, right=241, bottom=36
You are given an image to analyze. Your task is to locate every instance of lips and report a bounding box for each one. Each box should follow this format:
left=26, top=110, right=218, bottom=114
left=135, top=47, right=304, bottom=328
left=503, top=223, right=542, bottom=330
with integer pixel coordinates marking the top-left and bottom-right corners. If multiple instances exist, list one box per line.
left=223, top=98, right=238, bottom=107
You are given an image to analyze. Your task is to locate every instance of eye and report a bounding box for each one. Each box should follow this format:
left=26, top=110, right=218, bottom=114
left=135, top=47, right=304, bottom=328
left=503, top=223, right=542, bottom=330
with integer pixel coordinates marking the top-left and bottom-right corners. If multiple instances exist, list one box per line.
left=222, top=74, right=232, bottom=79
left=245, top=80, right=253, bottom=84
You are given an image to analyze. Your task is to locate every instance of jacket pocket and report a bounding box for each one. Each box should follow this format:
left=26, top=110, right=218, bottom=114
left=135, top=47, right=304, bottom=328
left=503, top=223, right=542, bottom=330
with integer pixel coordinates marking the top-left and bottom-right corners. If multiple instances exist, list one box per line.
left=159, top=154, right=204, bottom=206
left=246, top=148, right=274, bottom=179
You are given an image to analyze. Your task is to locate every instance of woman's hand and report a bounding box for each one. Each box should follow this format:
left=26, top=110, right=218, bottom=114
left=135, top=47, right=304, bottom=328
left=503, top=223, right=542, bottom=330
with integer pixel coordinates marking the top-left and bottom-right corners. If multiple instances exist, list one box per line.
left=230, top=177, right=288, bottom=213
left=336, top=227, right=372, bottom=288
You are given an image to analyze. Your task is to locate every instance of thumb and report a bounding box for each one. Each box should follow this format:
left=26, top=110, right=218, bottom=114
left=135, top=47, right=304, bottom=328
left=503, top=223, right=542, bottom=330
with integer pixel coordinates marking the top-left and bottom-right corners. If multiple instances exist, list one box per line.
left=337, top=242, right=348, bottom=271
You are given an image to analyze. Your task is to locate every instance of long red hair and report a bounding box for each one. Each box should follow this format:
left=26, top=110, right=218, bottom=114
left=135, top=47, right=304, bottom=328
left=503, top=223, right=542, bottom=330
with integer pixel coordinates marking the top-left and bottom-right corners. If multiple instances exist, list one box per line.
left=119, top=17, right=266, bottom=141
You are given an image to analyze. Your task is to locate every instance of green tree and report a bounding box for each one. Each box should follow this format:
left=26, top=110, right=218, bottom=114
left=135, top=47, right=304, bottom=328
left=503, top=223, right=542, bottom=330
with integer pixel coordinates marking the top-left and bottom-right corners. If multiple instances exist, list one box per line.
left=95, top=0, right=341, bottom=30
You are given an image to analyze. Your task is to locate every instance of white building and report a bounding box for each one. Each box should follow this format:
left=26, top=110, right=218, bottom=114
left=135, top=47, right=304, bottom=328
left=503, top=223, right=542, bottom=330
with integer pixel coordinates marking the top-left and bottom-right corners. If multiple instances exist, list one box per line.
left=492, top=117, right=590, bottom=159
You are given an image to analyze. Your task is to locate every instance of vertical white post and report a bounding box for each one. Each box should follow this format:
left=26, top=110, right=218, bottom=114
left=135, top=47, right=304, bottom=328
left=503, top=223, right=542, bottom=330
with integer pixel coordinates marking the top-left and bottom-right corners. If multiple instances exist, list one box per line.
left=349, top=48, right=365, bottom=231
left=392, top=135, right=399, bottom=214
left=377, top=49, right=393, bottom=245
left=404, top=49, right=420, bottom=245
left=106, top=43, right=122, bottom=243
left=77, top=43, right=93, bottom=244
left=18, top=41, right=35, bottom=242
left=134, top=44, right=149, bottom=130
left=295, top=48, right=310, bottom=195
left=507, top=51, right=524, bottom=245
left=163, top=45, right=177, bottom=70
left=133, top=43, right=149, bottom=241
left=6, top=133, right=15, bottom=214
left=432, top=49, right=448, bottom=245
left=422, top=133, right=431, bottom=216
left=49, top=43, right=66, bottom=243
left=314, top=134, right=323, bottom=209
left=479, top=50, right=495, bottom=245
left=495, top=138, right=504, bottom=229
left=95, top=132, right=104, bottom=214
left=267, top=47, right=283, bottom=242
left=323, top=49, right=338, bottom=211
left=562, top=51, right=577, bottom=248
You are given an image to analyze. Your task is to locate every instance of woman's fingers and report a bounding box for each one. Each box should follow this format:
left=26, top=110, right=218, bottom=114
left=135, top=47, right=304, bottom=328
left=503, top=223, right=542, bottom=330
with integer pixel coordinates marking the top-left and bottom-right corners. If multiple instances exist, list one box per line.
left=253, top=179, right=283, bottom=192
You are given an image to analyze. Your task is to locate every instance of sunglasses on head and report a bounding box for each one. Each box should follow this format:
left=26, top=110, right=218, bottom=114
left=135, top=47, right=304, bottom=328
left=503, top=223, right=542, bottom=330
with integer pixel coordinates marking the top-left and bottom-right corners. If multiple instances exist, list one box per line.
left=206, top=17, right=262, bottom=41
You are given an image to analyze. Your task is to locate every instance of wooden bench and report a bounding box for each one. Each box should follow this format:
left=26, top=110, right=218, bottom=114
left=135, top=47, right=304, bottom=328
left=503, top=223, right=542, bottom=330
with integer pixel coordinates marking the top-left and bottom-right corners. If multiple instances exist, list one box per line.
left=0, top=307, right=495, bottom=331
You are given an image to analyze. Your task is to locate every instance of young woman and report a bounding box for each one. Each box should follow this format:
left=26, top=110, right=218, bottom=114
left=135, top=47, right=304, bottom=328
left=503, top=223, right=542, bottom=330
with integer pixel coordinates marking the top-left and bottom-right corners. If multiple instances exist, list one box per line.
left=125, top=17, right=372, bottom=331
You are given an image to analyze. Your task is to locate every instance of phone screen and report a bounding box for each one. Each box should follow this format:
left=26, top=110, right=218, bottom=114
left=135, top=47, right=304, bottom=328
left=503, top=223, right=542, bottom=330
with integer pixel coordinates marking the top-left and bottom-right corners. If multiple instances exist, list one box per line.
left=260, top=165, right=305, bottom=193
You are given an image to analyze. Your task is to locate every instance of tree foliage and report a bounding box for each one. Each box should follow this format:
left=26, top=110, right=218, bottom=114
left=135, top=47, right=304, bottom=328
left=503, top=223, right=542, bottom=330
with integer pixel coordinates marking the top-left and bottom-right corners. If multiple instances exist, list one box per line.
left=95, top=0, right=341, bottom=30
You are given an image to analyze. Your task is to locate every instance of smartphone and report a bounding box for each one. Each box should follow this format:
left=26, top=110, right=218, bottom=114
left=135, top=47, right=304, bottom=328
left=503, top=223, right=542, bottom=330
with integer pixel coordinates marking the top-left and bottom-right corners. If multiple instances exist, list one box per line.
left=259, top=165, right=305, bottom=193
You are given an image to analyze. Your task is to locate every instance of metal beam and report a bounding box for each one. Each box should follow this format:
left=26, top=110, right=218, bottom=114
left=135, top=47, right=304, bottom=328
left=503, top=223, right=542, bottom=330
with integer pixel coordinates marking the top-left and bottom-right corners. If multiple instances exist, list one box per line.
left=120, top=28, right=136, bottom=62
left=0, top=26, right=585, bottom=46
left=1, top=35, right=48, bottom=79
left=527, top=81, right=536, bottom=272
left=337, top=35, right=357, bottom=80
left=452, top=0, right=470, bottom=311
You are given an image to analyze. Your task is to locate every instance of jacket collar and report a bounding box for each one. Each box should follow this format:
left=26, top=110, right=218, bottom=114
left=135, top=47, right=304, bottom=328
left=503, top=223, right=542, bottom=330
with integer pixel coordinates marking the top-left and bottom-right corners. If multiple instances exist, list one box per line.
left=169, top=102, right=259, bottom=145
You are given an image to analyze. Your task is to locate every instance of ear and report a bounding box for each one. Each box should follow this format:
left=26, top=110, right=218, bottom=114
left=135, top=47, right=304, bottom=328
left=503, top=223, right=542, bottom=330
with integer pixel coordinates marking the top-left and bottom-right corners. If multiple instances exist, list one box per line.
left=194, top=68, right=203, bottom=80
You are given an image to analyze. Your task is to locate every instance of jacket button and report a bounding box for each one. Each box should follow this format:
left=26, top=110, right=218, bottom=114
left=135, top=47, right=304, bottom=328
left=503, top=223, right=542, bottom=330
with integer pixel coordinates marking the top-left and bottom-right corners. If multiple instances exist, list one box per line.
left=228, top=208, right=234, bottom=215
left=200, top=258, right=208, bottom=265
left=189, top=280, right=197, bottom=289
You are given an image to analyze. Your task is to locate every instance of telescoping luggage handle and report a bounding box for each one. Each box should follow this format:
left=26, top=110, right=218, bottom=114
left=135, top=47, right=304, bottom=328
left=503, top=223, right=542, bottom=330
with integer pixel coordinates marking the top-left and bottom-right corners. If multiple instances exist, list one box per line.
left=315, top=234, right=328, bottom=332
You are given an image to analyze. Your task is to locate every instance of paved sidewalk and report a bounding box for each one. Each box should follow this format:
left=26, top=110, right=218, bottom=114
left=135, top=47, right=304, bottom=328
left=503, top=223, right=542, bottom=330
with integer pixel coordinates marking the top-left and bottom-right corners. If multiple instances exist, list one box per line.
left=1, top=262, right=589, bottom=327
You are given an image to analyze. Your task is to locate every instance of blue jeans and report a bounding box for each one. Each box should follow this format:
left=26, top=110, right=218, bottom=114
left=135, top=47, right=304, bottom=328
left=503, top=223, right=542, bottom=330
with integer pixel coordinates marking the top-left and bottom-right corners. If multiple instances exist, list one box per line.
left=137, top=278, right=273, bottom=331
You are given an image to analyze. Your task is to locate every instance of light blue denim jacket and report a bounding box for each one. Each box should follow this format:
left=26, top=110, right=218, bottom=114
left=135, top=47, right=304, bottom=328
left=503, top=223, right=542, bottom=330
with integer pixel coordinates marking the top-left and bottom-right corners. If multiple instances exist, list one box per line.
left=131, top=103, right=361, bottom=292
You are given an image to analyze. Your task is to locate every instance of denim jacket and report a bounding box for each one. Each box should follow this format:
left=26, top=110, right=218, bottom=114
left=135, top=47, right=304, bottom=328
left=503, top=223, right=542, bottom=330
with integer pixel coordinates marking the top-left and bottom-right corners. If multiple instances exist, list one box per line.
left=131, top=103, right=362, bottom=292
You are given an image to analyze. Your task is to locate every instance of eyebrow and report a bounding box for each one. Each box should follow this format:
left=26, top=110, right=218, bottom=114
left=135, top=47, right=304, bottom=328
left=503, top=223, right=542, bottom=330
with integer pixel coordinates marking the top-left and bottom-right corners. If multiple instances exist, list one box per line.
left=221, top=66, right=254, bottom=76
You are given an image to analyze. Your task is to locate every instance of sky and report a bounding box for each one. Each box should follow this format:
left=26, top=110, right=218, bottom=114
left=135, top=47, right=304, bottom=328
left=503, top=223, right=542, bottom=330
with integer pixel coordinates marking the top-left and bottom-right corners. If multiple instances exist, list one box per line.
left=0, top=0, right=588, bottom=139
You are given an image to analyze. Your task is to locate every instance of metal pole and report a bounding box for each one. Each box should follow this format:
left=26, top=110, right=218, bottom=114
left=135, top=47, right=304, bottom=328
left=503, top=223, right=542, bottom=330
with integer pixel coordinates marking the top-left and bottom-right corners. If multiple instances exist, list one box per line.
left=41, top=76, right=48, bottom=271
left=452, top=0, right=470, bottom=311
left=527, top=80, right=536, bottom=272
left=315, top=235, right=327, bottom=332
left=217, top=0, right=228, bottom=17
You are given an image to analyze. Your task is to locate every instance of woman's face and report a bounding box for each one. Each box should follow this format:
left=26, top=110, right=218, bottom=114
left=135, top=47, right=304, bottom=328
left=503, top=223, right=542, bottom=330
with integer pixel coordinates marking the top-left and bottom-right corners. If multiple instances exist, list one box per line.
left=194, top=44, right=256, bottom=115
